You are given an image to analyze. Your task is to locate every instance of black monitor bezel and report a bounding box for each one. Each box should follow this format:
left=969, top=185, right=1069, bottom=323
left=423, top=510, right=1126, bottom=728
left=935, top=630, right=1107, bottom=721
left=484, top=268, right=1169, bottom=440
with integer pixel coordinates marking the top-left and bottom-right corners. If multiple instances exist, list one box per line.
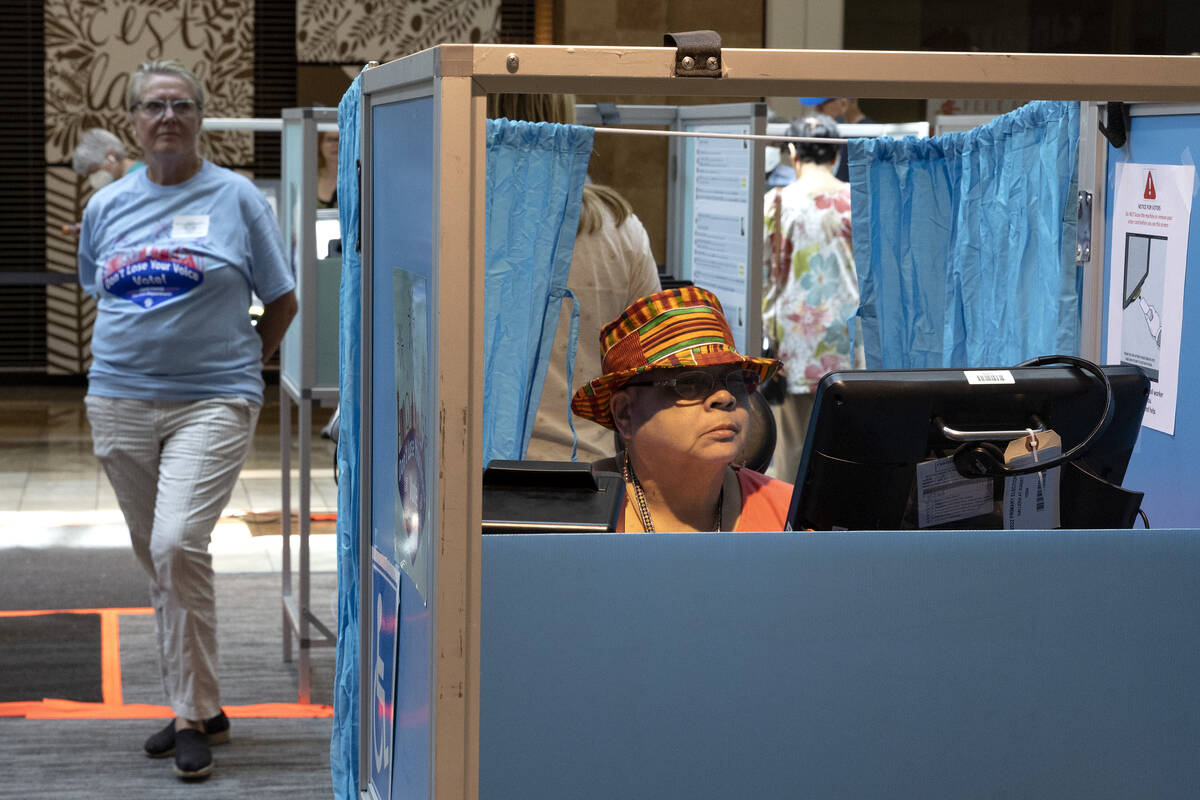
left=786, top=364, right=1150, bottom=531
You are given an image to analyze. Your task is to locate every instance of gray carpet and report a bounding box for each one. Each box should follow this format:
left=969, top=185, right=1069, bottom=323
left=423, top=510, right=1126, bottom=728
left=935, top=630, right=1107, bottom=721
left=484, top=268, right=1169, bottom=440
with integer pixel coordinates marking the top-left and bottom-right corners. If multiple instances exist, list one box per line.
left=0, top=614, right=102, bottom=702
left=0, top=717, right=336, bottom=799
left=0, top=546, right=149, bottom=610
left=1, top=569, right=340, bottom=797
left=119, top=572, right=338, bottom=709
left=0, top=546, right=150, bottom=705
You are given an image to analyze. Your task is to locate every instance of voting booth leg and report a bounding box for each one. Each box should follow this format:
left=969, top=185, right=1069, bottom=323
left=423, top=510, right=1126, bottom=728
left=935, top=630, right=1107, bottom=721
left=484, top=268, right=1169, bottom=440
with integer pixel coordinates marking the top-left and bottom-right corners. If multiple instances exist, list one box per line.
left=297, top=394, right=312, bottom=704
left=281, top=381, right=293, bottom=665
left=281, top=387, right=336, bottom=704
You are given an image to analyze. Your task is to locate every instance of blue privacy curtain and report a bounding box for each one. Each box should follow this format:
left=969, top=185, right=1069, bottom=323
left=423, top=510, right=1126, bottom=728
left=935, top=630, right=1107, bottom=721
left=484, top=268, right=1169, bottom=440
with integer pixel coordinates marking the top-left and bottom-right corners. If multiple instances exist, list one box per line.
left=849, top=101, right=1080, bottom=368
left=330, top=72, right=363, bottom=800
left=329, top=111, right=592, bottom=797
left=483, top=118, right=593, bottom=464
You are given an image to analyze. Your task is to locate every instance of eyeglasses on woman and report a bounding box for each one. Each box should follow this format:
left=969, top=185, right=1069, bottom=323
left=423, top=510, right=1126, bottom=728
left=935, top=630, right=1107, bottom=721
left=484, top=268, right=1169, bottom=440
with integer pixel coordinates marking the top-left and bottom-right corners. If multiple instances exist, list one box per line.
left=132, top=98, right=201, bottom=119
left=623, top=368, right=761, bottom=402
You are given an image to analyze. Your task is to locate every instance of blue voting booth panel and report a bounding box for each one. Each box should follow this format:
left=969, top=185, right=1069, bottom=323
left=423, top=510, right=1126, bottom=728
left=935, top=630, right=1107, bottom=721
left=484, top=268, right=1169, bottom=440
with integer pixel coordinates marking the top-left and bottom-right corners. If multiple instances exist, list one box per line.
left=370, top=96, right=436, bottom=800
left=480, top=530, right=1200, bottom=799
left=1105, top=110, right=1200, bottom=528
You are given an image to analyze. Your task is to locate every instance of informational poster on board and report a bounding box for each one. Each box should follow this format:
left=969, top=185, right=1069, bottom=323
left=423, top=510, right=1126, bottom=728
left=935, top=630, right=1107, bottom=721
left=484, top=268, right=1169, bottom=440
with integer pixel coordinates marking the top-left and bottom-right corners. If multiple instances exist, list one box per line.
left=393, top=268, right=431, bottom=605
left=689, top=123, right=751, bottom=351
left=1106, top=162, right=1194, bottom=435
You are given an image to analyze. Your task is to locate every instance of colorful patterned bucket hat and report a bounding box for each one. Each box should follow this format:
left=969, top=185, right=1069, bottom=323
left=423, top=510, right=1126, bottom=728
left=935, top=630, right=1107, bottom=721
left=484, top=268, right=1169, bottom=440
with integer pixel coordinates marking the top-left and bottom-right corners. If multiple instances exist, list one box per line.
left=570, top=286, right=780, bottom=429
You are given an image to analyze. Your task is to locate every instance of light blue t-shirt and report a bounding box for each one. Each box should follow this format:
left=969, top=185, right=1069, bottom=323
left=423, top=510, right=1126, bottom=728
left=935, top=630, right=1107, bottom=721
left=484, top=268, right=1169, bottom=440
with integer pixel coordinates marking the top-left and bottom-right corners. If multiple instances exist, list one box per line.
left=78, top=161, right=295, bottom=404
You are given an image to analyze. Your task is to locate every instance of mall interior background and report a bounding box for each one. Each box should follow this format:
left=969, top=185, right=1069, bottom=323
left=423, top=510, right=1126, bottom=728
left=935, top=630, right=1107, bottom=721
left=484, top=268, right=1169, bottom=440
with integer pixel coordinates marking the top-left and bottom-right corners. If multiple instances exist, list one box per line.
left=1, top=0, right=1196, bottom=378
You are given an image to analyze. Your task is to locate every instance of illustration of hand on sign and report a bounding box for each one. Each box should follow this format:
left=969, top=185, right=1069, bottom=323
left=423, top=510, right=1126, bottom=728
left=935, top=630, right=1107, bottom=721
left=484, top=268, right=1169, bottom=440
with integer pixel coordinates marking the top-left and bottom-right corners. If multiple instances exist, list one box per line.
left=1138, top=296, right=1162, bottom=345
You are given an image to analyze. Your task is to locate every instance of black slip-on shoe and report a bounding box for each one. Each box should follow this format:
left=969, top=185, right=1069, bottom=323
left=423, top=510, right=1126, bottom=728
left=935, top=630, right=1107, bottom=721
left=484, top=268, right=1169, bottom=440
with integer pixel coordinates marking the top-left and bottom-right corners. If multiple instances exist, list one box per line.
left=144, top=711, right=231, bottom=758
left=172, top=728, right=214, bottom=780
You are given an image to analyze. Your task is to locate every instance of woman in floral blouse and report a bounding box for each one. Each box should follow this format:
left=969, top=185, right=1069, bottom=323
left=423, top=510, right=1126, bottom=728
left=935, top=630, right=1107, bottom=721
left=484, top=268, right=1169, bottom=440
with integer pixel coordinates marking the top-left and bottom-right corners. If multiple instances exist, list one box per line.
left=762, top=112, right=864, bottom=482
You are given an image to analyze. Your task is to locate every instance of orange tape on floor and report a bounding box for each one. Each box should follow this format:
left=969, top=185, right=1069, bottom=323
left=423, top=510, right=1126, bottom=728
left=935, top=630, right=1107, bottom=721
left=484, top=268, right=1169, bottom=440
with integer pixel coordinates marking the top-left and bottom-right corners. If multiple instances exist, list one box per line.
left=0, top=607, right=154, bottom=618
left=0, top=700, right=334, bottom=719
left=0, top=607, right=332, bottom=720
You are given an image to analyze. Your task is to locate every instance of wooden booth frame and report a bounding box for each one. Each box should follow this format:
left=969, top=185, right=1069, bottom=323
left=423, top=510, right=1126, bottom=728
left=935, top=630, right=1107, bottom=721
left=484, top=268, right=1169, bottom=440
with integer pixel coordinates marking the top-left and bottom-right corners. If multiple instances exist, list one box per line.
left=357, top=45, right=1200, bottom=800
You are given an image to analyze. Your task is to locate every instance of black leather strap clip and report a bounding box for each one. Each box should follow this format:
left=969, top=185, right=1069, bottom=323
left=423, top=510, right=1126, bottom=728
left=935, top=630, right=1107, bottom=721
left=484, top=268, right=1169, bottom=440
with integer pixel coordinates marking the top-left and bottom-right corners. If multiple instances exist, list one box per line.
left=1098, top=102, right=1130, bottom=149
left=664, top=30, right=723, bottom=78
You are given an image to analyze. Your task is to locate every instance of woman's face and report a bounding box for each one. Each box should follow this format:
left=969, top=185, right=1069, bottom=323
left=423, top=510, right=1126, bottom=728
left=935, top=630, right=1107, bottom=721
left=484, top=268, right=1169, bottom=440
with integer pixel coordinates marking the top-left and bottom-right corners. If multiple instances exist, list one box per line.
left=319, top=131, right=340, bottom=165
left=130, top=74, right=201, bottom=161
left=613, top=366, right=753, bottom=471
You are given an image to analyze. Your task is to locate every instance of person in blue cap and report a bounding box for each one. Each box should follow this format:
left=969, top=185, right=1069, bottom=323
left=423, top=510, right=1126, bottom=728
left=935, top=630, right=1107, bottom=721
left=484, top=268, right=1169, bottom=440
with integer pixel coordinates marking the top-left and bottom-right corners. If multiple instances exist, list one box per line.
left=798, top=97, right=847, bottom=118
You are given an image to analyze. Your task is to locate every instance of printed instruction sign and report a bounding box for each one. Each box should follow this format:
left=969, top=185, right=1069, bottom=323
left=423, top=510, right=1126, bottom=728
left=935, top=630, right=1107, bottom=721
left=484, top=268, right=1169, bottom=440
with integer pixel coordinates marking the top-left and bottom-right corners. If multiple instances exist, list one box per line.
left=689, top=123, right=751, bottom=351
left=1106, top=162, right=1194, bottom=435
left=915, top=456, right=994, bottom=528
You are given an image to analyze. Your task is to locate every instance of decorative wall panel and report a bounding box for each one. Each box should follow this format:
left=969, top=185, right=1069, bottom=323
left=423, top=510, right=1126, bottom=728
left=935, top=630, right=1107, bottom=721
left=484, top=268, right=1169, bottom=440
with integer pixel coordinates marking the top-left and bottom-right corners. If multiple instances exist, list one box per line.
left=296, top=0, right=500, bottom=63
left=44, top=0, right=255, bottom=168
left=44, top=167, right=92, bottom=374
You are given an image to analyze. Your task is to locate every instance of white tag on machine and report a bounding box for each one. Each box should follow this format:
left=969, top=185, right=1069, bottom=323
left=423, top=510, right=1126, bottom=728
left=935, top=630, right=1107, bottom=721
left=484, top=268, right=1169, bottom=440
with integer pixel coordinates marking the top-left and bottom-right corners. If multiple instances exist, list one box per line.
left=171, top=214, right=210, bottom=239
left=964, top=370, right=1015, bottom=385
left=915, top=456, right=994, bottom=528
left=1002, top=430, right=1062, bottom=529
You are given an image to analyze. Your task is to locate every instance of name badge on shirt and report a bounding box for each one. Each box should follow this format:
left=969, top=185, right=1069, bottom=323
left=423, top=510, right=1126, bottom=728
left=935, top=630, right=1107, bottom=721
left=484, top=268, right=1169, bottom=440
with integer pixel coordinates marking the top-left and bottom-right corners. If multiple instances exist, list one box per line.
left=171, top=214, right=210, bottom=239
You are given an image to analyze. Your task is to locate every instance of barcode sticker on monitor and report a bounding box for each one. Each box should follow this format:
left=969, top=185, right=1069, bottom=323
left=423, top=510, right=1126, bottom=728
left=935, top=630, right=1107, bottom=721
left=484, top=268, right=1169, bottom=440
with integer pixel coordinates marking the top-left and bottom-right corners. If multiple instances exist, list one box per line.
left=965, top=370, right=1015, bottom=385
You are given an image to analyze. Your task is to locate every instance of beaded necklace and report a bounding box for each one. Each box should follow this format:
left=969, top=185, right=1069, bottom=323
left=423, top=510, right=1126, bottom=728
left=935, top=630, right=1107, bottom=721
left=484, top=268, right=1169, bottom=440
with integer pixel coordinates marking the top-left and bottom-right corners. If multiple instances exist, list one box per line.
left=622, top=451, right=722, bottom=532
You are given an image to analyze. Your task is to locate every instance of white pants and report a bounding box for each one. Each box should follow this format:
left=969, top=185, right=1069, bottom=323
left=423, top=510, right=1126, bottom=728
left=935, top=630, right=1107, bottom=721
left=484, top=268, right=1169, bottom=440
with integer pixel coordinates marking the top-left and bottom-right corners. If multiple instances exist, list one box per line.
left=85, top=395, right=260, bottom=720
left=766, top=391, right=816, bottom=484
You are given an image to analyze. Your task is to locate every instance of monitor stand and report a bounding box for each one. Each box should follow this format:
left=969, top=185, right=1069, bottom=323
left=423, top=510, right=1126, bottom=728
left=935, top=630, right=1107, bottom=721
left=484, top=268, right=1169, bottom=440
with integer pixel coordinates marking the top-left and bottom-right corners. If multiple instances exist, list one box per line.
left=1060, top=462, right=1145, bottom=529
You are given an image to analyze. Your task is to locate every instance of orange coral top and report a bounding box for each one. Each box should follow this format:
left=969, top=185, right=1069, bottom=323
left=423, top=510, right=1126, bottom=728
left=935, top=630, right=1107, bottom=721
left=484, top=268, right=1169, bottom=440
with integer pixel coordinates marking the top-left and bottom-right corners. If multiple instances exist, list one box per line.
left=733, top=467, right=793, bottom=532
left=616, top=466, right=794, bottom=532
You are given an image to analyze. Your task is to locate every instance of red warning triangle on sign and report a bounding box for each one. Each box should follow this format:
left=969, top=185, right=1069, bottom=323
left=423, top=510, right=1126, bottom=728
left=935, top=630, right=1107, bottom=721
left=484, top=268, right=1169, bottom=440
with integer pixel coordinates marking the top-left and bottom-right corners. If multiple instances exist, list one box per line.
left=1144, top=171, right=1157, bottom=199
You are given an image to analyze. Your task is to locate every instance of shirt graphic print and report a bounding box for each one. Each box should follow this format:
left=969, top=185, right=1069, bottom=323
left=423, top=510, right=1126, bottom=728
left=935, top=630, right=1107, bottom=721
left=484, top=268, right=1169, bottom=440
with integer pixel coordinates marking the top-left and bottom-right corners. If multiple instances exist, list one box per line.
left=103, top=246, right=204, bottom=309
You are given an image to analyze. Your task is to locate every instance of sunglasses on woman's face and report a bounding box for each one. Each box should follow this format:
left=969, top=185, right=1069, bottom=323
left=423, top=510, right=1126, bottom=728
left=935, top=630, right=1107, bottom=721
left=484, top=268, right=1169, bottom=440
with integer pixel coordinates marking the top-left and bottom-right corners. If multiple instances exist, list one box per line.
left=624, top=368, right=760, bottom=402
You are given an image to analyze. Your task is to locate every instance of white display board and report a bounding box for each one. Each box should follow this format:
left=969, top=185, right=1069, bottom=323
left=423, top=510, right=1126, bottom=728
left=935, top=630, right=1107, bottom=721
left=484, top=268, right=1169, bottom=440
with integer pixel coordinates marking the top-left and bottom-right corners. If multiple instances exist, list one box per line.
left=672, top=104, right=765, bottom=354
left=280, top=107, right=341, bottom=399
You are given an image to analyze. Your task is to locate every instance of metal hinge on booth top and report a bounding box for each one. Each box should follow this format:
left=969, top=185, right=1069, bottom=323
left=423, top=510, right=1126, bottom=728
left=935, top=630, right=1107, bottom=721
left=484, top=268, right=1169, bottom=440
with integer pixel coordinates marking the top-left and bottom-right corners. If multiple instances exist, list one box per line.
left=1076, top=190, right=1092, bottom=264
left=664, top=30, right=722, bottom=77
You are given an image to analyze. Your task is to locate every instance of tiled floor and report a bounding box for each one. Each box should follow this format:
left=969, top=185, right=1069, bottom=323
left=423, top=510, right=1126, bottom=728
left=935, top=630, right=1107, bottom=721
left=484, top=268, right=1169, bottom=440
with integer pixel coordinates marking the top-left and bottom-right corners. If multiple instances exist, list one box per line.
left=0, top=383, right=339, bottom=572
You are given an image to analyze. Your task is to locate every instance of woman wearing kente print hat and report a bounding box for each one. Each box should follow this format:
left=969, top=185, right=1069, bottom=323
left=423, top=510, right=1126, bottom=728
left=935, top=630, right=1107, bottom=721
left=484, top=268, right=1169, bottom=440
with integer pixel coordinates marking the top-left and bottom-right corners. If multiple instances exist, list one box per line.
left=572, top=287, right=794, bottom=532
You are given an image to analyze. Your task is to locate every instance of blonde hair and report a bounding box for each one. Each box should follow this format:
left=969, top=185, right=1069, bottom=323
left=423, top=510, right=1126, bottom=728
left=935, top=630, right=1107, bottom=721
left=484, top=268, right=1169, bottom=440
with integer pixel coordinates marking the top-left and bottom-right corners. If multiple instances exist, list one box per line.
left=487, top=93, right=576, bottom=126
left=126, top=60, right=205, bottom=112
left=578, top=184, right=632, bottom=234
left=485, top=92, right=631, bottom=234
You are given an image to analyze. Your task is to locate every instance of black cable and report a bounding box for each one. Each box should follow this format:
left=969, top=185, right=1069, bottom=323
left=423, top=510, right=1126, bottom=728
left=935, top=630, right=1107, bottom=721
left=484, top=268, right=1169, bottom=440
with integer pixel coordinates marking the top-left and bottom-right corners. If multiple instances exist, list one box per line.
left=954, top=354, right=1115, bottom=478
